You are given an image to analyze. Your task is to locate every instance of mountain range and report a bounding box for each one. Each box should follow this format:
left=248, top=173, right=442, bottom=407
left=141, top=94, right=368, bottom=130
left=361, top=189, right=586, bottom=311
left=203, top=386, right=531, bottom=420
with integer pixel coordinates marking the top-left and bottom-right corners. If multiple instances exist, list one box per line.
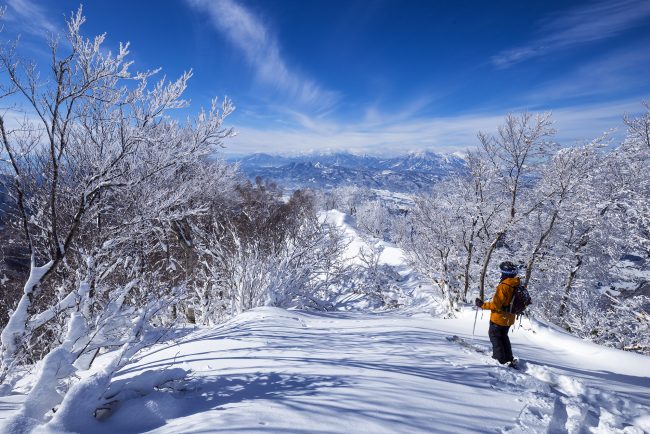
left=229, top=151, right=467, bottom=192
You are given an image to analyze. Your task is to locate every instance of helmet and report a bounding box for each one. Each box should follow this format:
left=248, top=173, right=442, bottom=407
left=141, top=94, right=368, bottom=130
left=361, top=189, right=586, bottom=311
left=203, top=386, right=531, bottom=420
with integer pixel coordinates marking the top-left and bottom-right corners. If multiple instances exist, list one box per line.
left=499, top=261, right=518, bottom=276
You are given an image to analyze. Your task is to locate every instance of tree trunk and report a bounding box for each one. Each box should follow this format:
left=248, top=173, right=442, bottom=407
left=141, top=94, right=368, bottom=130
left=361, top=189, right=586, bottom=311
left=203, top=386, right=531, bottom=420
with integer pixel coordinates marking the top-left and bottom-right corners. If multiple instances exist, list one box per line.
left=523, top=210, right=558, bottom=288
left=559, top=255, right=583, bottom=320
left=479, top=230, right=504, bottom=299
left=462, top=218, right=478, bottom=302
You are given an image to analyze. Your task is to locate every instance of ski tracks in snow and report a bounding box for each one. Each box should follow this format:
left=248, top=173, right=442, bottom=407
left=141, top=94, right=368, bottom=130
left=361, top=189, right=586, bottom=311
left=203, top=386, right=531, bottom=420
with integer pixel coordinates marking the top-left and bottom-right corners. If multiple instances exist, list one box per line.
left=448, top=336, right=646, bottom=434
left=499, top=360, right=647, bottom=433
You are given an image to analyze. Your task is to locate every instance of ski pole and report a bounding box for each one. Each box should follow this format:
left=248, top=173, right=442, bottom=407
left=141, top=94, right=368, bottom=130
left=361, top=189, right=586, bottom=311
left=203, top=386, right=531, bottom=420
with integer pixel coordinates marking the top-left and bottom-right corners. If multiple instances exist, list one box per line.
left=472, top=305, right=479, bottom=336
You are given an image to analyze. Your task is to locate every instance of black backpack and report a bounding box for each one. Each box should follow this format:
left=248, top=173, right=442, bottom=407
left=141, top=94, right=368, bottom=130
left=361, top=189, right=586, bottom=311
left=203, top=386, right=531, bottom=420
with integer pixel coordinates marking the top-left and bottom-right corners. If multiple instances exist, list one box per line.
left=505, top=283, right=532, bottom=315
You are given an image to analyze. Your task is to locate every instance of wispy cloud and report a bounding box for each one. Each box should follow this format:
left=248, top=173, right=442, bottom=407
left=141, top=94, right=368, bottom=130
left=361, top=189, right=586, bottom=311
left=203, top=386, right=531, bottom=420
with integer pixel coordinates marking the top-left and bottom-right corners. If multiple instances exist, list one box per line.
left=525, top=44, right=650, bottom=103
left=187, top=0, right=340, bottom=111
left=226, top=99, right=643, bottom=156
left=3, top=0, right=58, bottom=37
left=492, top=0, right=650, bottom=68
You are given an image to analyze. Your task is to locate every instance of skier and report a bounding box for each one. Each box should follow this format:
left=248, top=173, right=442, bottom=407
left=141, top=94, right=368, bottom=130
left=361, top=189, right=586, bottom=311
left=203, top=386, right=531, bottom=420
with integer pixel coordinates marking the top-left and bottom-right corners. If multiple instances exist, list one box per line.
left=475, top=261, right=519, bottom=367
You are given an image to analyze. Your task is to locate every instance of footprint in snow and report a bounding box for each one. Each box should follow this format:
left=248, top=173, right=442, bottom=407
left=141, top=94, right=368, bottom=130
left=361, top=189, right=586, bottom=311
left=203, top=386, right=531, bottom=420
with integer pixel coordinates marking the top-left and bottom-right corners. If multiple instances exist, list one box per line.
left=446, top=335, right=644, bottom=433
left=508, top=363, right=644, bottom=433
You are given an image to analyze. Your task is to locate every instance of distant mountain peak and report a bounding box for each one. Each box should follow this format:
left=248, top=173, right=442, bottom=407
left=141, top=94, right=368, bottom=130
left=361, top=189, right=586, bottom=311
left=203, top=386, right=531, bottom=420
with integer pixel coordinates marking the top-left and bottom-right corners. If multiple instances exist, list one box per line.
left=230, top=151, right=466, bottom=192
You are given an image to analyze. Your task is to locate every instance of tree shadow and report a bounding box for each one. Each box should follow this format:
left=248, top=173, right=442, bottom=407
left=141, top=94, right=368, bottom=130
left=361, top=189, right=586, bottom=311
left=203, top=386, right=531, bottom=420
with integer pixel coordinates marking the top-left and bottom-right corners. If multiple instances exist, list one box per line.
left=120, top=326, right=476, bottom=379
left=102, top=372, right=348, bottom=434
left=105, top=312, right=562, bottom=433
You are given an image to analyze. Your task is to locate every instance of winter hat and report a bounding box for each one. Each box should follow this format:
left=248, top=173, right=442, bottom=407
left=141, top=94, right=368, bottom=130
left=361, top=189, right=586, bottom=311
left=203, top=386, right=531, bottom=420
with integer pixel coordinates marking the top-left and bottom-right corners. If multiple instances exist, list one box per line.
left=499, top=261, right=518, bottom=276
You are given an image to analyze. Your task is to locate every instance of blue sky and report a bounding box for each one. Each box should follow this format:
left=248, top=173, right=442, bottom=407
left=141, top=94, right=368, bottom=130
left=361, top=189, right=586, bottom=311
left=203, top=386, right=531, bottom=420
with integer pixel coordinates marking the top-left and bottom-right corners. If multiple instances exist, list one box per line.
left=2, top=0, right=650, bottom=155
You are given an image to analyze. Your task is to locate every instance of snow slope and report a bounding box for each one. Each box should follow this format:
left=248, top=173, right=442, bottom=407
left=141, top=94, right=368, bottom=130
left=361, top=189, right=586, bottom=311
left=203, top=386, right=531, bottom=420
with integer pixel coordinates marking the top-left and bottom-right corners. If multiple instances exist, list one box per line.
left=4, top=307, right=645, bottom=433
left=1, top=211, right=649, bottom=433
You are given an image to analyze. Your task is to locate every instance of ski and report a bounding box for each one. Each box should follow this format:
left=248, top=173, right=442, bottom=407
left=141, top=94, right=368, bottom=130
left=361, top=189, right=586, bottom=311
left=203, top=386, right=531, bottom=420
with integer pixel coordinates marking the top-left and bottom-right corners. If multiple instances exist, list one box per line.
left=446, top=335, right=489, bottom=354
left=446, top=335, right=523, bottom=370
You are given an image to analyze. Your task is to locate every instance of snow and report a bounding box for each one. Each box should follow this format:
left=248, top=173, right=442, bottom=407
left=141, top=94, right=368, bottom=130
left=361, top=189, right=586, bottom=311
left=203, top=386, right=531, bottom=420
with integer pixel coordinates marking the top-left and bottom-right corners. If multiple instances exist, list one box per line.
left=1, top=213, right=649, bottom=433
left=22, top=260, right=55, bottom=296
left=322, top=210, right=366, bottom=264
left=2, top=307, right=646, bottom=433
left=0, top=260, right=54, bottom=357
left=321, top=210, right=404, bottom=268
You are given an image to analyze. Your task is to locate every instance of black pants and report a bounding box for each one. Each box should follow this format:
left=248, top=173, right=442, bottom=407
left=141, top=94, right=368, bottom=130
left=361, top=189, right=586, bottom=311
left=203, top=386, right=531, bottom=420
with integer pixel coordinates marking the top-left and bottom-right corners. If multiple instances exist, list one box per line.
left=488, top=321, right=513, bottom=364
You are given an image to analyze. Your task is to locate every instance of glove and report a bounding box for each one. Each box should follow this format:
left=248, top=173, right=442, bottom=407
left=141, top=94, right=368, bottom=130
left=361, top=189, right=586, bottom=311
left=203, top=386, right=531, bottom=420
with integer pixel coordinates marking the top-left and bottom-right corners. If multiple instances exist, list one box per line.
left=475, top=298, right=483, bottom=308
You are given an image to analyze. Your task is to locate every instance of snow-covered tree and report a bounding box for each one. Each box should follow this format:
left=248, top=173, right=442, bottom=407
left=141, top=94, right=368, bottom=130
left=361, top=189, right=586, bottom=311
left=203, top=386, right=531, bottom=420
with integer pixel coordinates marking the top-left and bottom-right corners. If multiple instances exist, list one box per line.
left=327, top=185, right=363, bottom=215
left=475, top=113, right=556, bottom=299
left=401, top=106, right=649, bottom=352
left=355, top=199, right=390, bottom=240
left=0, top=8, right=234, bottom=398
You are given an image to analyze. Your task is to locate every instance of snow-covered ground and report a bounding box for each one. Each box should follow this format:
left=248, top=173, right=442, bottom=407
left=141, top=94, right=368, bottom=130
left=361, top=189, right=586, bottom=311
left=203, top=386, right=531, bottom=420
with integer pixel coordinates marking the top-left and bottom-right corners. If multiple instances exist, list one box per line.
left=3, top=308, right=647, bottom=433
left=1, top=211, right=649, bottom=433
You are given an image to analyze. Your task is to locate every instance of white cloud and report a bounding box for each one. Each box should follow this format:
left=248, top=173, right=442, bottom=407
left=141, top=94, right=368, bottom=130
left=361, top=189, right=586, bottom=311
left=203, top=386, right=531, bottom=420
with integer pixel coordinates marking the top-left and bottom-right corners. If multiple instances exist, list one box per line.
left=225, top=99, right=644, bottom=156
left=187, top=0, right=340, bottom=111
left=3, top=0, right=58, bottom=37
left=492, top=0, right=650, bottom=68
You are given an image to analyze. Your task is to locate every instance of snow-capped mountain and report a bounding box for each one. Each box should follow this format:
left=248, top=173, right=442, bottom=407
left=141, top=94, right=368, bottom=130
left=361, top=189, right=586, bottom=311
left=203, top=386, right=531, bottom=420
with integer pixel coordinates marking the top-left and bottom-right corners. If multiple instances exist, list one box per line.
left=230, top=151, right=467, bottom=191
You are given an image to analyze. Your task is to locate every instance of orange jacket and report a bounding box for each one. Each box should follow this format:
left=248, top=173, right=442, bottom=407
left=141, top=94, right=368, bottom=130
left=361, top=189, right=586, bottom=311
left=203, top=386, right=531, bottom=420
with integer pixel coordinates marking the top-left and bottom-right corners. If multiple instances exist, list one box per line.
left=481, top=276, right=519, bottom=326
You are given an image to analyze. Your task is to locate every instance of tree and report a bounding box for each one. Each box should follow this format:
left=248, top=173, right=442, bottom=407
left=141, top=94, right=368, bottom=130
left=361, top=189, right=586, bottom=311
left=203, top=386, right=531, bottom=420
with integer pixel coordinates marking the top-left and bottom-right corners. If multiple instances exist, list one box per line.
left=476, top=113, right=556, bottom=299
left=356, top=199, right=390, bottom=239
left=518, top=140, right=604, bottom=289
left=457, top=151, right=502, bottom=301
left=0, top=8, right=234, bottom=391
left=405, top=179, right=470, bottom=312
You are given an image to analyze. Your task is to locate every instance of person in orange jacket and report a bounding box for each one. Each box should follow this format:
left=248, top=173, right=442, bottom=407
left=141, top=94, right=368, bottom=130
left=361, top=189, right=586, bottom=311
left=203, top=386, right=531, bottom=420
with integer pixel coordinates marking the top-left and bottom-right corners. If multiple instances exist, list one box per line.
left=475, top=261, right=519, bottom=367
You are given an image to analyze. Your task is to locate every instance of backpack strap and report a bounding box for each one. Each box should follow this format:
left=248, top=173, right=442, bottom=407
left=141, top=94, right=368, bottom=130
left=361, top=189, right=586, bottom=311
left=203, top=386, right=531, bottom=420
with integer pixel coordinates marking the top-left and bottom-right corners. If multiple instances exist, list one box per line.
left=498, top=282, right=518, bottom=314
